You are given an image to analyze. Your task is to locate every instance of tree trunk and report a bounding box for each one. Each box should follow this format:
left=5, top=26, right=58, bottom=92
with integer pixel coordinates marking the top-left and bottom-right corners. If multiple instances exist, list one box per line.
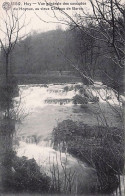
left=5, top=54, right=9, bottom=84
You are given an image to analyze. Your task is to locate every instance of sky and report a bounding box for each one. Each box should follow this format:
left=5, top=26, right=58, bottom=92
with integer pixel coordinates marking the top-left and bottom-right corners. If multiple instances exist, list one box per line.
left=0, top=0, right=90, bottom=40
left=0, top=0, right=124, bottom=41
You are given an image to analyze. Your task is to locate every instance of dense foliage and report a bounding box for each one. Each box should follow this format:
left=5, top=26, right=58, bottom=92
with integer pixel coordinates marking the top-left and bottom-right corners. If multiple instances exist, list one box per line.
left=0, top=21, right=124, bottom=94
left=0, top=26, right=124, bottom=94
left=52, top=119, right=124, bottom=194
left=3, top=152, right=51, bottom=193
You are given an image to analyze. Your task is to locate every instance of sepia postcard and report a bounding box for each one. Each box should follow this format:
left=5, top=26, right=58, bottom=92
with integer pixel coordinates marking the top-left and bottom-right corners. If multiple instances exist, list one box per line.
left=0, top=0, right=124, bottom=195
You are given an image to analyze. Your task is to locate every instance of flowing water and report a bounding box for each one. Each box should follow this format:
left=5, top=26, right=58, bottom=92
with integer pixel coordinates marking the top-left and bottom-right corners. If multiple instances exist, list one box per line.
left=14, top=82, right=124, bottom=194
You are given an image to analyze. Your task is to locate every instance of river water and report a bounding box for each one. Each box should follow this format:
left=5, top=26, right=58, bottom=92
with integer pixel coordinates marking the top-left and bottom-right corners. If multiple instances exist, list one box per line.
left=14, top=82, right=124, bottom=194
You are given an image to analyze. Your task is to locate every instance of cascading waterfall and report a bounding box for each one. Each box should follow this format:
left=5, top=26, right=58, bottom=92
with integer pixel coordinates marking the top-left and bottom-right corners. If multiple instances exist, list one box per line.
left=14, top=82, right=124, bottom=194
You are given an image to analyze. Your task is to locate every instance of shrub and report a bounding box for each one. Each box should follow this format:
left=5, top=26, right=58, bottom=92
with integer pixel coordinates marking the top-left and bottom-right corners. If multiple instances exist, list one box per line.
left=73, top=94, right=88, bottom=104
left=52, top=120, right=124, bottom=194
left=3, top=154, right=51, bottom=193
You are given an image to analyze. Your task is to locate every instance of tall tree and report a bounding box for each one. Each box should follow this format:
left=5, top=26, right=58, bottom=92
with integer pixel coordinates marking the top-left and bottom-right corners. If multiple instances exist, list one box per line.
left=0, top=7, right=26, bottom=83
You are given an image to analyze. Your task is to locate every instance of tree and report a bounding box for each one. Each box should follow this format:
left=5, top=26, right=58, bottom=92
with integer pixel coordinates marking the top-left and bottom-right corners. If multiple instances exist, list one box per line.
left=0, top=8, right=26, bottom=83
left=67, top=24, right=100, bottom=84
left=0, top=7, right=27, bottom=117
left=89, top=0, right=125, bottom=68
left=45, top=0, right=124, bottom=96
left=40, top=1, right=124, bottom=194
left=0, top=7, right=27, bottom=192
left=88, top=0, right=125, bottom=98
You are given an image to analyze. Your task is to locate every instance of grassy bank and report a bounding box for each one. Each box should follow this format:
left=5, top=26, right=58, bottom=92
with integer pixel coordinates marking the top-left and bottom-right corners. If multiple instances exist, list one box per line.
left=13, top=74, right=82, bottom=85
left=0, top=73, right=82, bottom=85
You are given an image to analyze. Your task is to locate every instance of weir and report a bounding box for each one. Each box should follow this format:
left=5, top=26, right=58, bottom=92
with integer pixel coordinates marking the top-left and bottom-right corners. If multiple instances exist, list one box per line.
left=14, top=82, right=124, bottom=195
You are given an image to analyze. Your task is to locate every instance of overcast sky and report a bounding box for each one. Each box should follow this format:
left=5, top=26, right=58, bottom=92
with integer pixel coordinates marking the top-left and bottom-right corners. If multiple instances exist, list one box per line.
left=0, top=0, right=90, bottom=39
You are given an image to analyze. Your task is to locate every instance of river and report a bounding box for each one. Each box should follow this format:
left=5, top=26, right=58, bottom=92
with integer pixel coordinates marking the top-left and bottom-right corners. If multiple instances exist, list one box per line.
left=14, top=82, right=124, bottom=195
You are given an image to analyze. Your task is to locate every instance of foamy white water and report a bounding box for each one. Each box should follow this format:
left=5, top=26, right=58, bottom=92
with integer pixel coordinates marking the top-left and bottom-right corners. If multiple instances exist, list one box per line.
left=16, top=140, right=98, bottom=194
left=15, top=83, right=79, bottom=112
left=15, top=82, right=124, bottom=194
left=17, top=141, right=87, bottom=175
left=15, top=82, right=122, bottom=113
